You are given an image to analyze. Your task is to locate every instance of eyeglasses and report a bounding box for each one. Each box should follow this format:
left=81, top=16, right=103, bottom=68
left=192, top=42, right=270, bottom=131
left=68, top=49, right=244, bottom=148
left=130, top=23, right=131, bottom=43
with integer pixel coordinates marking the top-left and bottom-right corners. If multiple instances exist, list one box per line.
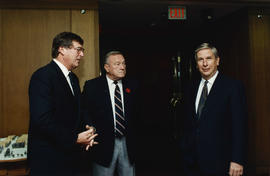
left=70, top=46, right=85, bottom=53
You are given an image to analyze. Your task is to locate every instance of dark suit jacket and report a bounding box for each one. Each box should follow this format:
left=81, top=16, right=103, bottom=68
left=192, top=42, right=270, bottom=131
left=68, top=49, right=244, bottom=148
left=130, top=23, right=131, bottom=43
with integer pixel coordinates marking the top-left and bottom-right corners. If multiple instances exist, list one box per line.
left=81, top=75, right=139, bottom=167
left=28, top=61, right=83, bottom=175
left=181, top=73, right=247, bottom=175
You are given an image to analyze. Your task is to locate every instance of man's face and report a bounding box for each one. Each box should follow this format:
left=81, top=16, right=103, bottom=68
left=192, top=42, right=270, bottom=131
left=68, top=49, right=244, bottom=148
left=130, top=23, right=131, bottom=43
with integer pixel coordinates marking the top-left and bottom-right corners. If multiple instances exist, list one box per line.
left=104, top=54, right=126, bottom=81
left=61, top=41, right=84, bottom=70
left=196, top=48, right=219, bottom=80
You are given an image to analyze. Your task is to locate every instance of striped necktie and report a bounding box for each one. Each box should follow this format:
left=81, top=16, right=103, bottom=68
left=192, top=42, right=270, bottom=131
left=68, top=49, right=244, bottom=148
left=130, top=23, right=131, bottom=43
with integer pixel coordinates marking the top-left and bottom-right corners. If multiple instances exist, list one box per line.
left=114, top=81, right=126, bottom=137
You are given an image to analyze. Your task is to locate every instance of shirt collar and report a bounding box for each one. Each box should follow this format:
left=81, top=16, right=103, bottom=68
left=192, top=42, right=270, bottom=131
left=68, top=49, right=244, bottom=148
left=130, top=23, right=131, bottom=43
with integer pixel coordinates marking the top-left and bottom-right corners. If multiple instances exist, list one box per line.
left=201, top=70, right=219, bottom=85
left=53, top=59, right=70, bottom=77
left=106, top=75, right=122, bottom=85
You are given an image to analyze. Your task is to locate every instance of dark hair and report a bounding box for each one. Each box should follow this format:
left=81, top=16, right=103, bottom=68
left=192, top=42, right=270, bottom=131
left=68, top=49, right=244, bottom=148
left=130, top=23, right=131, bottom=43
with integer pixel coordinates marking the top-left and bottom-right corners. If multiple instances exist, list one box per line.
left=51, top=32, right=84, bottom=58
left=194, top=43, right=219, bottom=61
left=104, top=51, right=124, bottom=65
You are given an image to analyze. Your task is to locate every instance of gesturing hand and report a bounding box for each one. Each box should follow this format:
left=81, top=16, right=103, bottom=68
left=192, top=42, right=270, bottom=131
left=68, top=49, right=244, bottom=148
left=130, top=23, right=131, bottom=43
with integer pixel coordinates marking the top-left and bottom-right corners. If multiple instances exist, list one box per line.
left=85, top=125, right=98, bottom=151
left=229, top=162, right=243, bottom=176
left=77, top=125, right=98, bottom=150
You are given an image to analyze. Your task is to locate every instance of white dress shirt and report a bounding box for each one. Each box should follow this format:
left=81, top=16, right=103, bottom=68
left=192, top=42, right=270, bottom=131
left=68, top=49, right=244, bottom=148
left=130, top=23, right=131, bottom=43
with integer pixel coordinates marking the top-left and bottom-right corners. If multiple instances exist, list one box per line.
left=53, top=59, right=74, bottom=95
left=106, top=76, right=125, bottom=127
left=195, top=71, right=219, bottom=113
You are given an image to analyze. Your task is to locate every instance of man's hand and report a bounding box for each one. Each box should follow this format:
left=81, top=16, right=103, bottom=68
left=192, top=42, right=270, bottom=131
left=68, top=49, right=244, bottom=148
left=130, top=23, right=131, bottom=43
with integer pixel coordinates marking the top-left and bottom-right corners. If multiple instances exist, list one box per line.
left=85, top=125, right=96, bottom=134
left=77, top=125, right=98, bottom=150
left=85, top=138, right=98, bottom=151
left=85, top=125, right=98, bottom=150
left=229, top=162, right=243, bottom=176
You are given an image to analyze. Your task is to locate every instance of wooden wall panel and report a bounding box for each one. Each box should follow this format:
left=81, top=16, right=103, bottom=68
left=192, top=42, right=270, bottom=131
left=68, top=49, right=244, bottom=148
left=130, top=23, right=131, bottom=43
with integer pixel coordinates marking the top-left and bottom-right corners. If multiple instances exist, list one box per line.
left=213, top=10, right=250, bottom=83
left=0, top=10, right=3, bottom=137
left=1, top=9, right=71, bottom=137
left=248, top=10, right=270, bottom=166
left=0, top=0, right=98, bottom=9
left=0, top=9, right=100, bottom=138
left=216, top=9, right=270, bottom=174
left=71, top=9, right=100, bottom=88
left=212, top=10, right=258, bottom=171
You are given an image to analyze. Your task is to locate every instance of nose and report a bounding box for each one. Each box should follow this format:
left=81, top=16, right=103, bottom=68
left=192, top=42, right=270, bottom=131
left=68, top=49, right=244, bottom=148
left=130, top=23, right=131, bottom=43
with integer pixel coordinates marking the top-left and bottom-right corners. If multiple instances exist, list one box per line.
left=80, top=51, right=84, bottom=57
left=120, top=64, right=125, bottom=69
left=203, top=59, right=207, bottom=66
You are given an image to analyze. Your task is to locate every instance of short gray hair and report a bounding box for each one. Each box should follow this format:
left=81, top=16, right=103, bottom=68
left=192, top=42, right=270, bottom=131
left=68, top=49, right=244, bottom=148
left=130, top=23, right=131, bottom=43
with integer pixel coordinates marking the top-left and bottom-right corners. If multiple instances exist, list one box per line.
left=104, top=51, right=123, bottom=65
left=194, top=43, right=219, bottom=61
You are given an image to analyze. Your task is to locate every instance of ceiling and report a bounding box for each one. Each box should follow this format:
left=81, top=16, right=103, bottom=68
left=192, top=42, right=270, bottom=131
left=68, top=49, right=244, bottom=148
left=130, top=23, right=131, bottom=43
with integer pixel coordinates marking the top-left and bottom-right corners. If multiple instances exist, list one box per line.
left=98, top=0, right=270, bottom=33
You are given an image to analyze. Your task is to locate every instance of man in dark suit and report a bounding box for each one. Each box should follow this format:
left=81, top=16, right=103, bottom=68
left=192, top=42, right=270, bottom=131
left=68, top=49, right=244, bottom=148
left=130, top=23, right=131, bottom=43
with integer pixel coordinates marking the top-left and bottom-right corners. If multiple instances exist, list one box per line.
left=28, top=32, right=97, bottom=176
left=81, top=51, right=138, bottom=176
left=181, top=43, right=247, bottom=176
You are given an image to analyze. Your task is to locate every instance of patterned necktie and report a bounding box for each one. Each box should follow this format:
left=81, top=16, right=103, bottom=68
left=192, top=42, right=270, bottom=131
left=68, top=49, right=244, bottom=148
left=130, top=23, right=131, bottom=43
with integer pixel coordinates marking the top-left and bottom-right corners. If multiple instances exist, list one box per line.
left=114, top=81, right=126, bottom=137
left=197, top=80, right=208, bottom=119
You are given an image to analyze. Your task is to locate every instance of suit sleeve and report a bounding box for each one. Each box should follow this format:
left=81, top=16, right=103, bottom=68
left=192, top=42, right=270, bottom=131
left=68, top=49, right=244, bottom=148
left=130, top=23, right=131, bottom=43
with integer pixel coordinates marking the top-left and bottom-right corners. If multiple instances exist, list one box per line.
left=230, top=81, right=248, bottom=165
left=29, top=72, right=78, bottom=150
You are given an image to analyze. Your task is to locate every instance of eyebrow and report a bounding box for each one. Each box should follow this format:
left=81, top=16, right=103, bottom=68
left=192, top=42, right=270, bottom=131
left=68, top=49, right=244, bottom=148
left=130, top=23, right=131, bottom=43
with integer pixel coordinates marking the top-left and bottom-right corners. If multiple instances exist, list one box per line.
left=198, top=56, right=213, bottom=59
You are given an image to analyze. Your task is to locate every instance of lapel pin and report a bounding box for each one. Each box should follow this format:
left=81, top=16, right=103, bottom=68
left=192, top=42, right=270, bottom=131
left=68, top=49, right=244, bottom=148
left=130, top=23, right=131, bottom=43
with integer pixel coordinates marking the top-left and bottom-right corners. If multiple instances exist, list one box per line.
left=125, top=88, right=131, bottom=93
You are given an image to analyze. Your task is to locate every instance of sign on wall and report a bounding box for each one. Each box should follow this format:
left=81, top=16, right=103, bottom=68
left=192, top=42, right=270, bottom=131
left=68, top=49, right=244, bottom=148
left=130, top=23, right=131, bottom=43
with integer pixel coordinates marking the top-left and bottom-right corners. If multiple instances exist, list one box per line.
left=168, top=6, right=187, bottom=20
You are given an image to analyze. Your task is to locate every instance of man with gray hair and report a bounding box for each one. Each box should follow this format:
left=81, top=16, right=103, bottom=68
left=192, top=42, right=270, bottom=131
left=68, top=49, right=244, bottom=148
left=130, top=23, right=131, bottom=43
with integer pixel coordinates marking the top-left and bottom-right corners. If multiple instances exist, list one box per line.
left=82, top=51, right=139, bottom=176
left=180, top=43, right=247, bottom=176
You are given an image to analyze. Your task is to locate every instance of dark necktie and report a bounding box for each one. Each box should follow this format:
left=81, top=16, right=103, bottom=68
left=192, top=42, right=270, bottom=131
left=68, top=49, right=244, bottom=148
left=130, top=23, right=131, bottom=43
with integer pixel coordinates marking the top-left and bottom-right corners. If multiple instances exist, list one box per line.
left=113, top=81, right=126, bottom=137
left=68, top=72, right=77, bottom=96
left=197, top=80, right=208, bottom=119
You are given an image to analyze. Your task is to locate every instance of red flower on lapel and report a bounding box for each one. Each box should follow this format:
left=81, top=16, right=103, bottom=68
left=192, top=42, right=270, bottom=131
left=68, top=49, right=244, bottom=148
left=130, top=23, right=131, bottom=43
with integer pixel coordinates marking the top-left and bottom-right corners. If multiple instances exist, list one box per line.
left=125, top=88, right=131, bottom=93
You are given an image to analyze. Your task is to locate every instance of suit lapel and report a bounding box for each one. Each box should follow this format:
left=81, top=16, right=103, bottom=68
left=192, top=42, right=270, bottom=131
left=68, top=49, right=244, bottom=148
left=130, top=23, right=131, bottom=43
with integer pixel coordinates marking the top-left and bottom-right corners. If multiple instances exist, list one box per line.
left=100, top=76, right=115, bottom=123
left=49, top=61, right=81, bottom=128
left=200, top=73, right=223, bottom=119
left=122, top=79, right=129, bottom=119
left=71, top=73, right=81, bottom=104
left=192, top=80, right=200, bottom=117
left=50, top=61, right=76, bottom=99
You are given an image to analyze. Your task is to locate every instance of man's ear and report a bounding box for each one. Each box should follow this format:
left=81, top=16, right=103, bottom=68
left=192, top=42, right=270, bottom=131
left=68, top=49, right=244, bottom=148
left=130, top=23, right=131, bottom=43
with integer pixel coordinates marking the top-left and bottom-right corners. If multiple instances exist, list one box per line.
left=58, top=46, right=65, bottom=56
left=216, top=57, right=220, bottom=66
left=104, top=64, right=109, bottom=73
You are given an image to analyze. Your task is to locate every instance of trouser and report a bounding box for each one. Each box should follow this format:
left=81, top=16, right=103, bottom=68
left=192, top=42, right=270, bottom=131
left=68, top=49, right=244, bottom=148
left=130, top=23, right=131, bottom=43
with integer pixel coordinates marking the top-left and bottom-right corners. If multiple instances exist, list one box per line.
left=92, top=137, right=135, bottom=176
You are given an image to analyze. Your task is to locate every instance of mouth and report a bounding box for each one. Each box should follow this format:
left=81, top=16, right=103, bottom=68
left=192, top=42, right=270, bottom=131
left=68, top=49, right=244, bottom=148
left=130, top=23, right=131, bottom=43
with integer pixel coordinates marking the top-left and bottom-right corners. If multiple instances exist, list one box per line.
left=202, top=68, right=209, bottom=72
left=74, top=59, right=80, bottom=65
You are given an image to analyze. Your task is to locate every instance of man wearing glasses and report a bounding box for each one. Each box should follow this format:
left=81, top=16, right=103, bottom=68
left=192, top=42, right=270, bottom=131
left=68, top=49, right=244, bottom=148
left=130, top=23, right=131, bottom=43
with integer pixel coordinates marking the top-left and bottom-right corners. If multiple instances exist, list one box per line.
left=28, top=32, right=97, bottom=176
